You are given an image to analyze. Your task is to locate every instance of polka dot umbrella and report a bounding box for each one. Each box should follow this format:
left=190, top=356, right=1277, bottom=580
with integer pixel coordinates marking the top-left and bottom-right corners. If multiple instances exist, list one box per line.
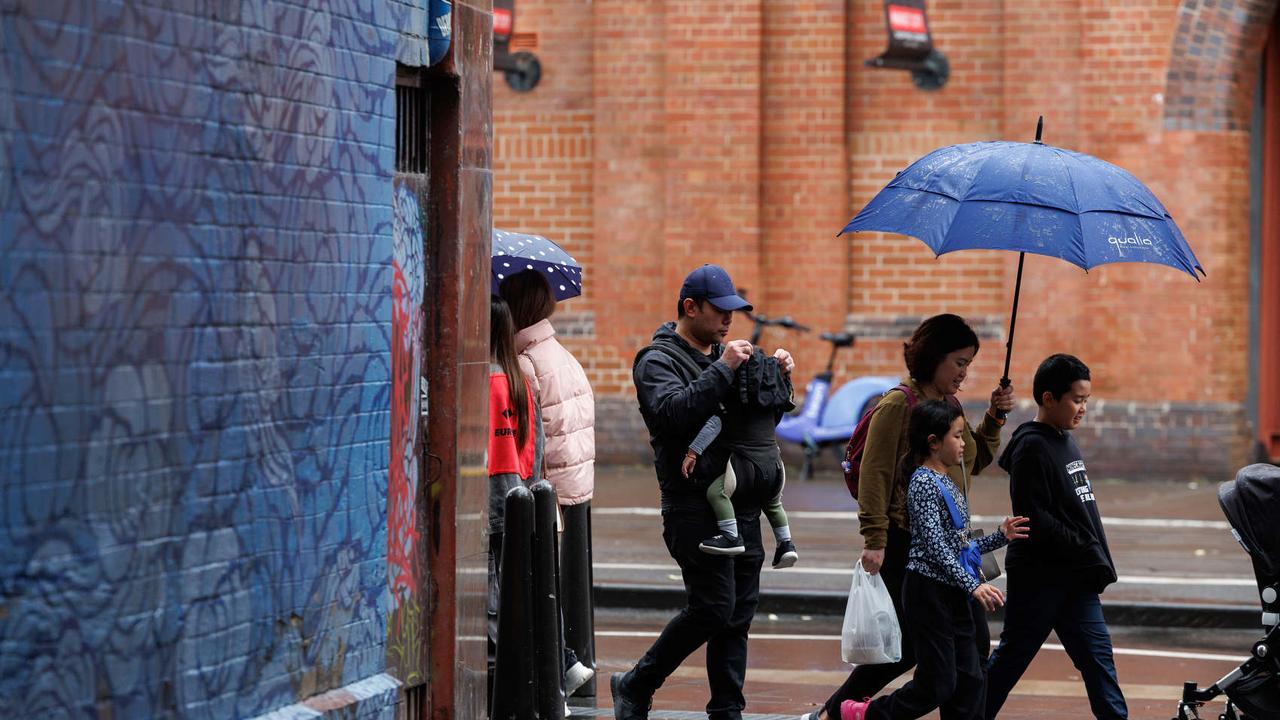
left=491, top=228, right=584, bottom=300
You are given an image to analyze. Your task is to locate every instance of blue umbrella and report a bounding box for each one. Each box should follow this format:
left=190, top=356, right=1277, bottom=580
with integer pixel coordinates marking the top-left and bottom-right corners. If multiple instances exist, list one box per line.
left=492, top=228, right=584, bottom=301
left=840, top=118, right=1204, bottom=399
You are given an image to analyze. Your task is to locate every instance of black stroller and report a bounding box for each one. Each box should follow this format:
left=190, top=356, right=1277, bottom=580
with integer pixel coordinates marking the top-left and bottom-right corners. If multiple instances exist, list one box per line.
left=1175, top=463, right=1280, bottom=720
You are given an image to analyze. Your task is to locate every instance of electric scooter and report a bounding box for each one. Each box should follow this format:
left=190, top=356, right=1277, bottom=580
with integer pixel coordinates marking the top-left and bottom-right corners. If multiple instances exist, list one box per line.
left=774, top=330, right=897, bottom=481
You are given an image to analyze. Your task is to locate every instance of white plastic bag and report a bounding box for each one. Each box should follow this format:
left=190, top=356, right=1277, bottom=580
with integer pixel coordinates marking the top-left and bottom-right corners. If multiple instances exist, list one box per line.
left=840, top=561, right=902, bottom=665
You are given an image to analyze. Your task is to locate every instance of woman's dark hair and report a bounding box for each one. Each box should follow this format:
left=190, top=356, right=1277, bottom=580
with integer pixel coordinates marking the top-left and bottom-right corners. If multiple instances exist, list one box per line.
left=490, top=295, right=530, bottom=448
left=500, top=270, right=556, bottom=331
left=900, top=399, right=964, bottom=480
left=903, top=314, right=980, bottom=383
left=1032, top=353, right=1091, bottom=405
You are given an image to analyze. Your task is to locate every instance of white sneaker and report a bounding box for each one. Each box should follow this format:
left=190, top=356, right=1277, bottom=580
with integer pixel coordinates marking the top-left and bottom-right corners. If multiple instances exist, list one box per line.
left=565, top=660, right=595, bottom=697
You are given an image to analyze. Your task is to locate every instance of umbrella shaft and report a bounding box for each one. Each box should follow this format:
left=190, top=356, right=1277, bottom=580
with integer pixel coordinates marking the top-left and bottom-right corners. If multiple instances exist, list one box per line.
left=999, top=252, right=1026, bottom=417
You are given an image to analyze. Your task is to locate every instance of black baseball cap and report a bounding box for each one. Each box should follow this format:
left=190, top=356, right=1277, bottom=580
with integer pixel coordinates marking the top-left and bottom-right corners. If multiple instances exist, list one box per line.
left=679, top=264, right=753, bottom=312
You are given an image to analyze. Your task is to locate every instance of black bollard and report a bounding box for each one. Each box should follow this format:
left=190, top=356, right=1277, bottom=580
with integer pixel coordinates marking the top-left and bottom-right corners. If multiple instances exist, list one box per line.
left=531, top=480, right=566, bottom=719
left=560, top=500, right=596, bottom=704
left=491, top=484, right=536, bottom=720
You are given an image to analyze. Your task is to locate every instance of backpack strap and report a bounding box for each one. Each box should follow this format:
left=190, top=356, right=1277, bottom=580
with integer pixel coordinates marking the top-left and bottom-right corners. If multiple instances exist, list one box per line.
left=635, top=338, right=706, bottom=380
left=928, top=472, right=967, bottom=531
left=896, top=383, right=916, bottom=407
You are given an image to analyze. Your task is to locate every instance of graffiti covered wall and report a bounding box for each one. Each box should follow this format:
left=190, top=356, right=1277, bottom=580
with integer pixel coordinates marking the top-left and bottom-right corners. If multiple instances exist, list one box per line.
left=388, top=182, right=426, bottom=684
left=0, top=1, right=437, bottom=717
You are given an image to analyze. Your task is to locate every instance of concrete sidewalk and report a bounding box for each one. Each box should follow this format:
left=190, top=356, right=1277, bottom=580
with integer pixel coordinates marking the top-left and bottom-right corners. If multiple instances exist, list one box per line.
left=590, top=464, right=1266, bottom=629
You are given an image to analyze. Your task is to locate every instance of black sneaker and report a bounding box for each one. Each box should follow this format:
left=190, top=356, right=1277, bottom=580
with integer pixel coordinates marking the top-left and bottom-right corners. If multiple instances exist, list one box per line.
left=772, top=539, right=799, bottom=569
left=611, top=671, right=651, bottom=720
left=698, top=533, right=746, bottom=555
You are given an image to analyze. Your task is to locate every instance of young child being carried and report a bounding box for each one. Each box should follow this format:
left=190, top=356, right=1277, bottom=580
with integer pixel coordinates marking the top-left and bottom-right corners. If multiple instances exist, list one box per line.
left=680, top=348, right=800, bottom=570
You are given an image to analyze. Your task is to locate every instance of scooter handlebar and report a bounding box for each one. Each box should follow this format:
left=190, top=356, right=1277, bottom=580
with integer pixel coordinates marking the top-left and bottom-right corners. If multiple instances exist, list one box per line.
left=774, top=316, right=811, bottom=332
left=748, top=313, right=811, bottom=332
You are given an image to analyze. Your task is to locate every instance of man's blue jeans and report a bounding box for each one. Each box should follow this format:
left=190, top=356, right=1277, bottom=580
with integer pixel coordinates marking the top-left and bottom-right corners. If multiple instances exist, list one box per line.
left=985, top=578, right=1128, bottom=719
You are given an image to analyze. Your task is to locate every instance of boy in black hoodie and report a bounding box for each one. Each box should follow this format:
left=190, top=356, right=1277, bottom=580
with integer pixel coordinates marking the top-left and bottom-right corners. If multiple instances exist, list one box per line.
left=984, top=354, right=1127, bottom=720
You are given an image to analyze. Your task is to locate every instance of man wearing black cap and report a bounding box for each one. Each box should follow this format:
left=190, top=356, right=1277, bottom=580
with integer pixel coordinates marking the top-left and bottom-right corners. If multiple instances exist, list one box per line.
left=612, top=264, right=795, bottom=720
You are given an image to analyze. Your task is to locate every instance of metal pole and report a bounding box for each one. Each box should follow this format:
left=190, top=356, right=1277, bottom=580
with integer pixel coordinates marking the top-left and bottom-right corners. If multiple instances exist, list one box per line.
left=561, top=501, right=597, bottom=706
left=532, top=480, right=566, bottom=719
left=997, top=251, right=1026, bottom=420
left=492, top=485, right=537, bottom=720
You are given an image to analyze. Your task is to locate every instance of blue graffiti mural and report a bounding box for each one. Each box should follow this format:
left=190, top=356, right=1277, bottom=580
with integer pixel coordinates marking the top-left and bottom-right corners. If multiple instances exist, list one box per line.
left=0, top=1, right=439, bottom=717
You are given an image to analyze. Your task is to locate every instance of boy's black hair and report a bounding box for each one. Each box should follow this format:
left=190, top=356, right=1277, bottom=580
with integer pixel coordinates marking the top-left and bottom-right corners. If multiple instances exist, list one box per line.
left=900, top=399, right=963, bottom=480
left=1033, top=353, right=1091, bottom=405
left=903, top=314, right=980, bottom=383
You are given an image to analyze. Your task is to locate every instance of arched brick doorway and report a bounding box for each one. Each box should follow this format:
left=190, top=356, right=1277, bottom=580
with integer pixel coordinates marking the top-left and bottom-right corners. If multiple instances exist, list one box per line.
left=1164, top=0, right=1280, bottom=462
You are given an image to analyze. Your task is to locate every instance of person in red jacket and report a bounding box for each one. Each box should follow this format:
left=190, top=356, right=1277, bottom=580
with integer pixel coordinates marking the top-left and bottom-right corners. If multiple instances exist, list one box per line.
left=487, top=296, right=544, bottom=698
left=500, top=270, right=597, bottom=697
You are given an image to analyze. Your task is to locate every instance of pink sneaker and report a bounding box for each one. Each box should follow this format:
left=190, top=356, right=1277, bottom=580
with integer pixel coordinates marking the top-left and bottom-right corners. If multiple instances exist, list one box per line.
left=840, top=698, right=871, bottom=720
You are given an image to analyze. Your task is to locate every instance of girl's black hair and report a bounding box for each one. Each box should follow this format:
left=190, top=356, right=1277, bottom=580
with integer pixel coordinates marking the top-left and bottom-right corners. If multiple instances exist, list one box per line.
left=900, top=399, right=964, bottom=480
left=490, top=295, right=530, bottom=448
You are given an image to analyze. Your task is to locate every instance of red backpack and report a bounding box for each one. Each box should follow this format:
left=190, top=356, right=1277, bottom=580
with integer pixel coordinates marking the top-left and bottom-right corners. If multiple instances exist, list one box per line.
left=841, top=384, right=917, bottom=500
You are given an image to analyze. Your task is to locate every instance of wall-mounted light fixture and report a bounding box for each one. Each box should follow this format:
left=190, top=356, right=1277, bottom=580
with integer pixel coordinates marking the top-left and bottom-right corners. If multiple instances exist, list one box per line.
left=865, top=0, right=949, bottom=91
left=494, top=0, right=541, bottom=92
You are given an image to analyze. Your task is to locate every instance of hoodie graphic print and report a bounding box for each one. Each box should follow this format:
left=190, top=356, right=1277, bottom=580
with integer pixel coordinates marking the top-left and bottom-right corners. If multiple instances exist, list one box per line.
left=998, top=421, right=1117, bottom=593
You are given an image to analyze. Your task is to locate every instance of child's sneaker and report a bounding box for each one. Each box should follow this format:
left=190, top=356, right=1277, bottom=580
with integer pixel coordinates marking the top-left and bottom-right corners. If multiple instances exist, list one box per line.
left=772, top=539, right=799, bottom=569
left=840, top=698, right=871, bottom=720
left=565, top=660, right=594, bottom=697
left=699, top=533, right=746, bottom=555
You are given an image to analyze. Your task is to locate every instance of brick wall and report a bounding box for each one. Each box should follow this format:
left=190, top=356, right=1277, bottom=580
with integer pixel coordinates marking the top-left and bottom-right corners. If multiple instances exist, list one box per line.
left=0, top=2, right=452, bottom=718
left=494, top=0, right=1274, bottom=479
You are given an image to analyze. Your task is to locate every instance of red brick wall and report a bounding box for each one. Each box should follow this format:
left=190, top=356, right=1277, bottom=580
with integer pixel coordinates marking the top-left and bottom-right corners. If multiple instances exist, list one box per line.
left=493, top=0, right=1274, bottom=478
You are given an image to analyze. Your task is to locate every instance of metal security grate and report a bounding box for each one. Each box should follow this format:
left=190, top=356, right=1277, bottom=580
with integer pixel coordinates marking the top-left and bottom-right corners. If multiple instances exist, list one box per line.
left=403, top=683, right=426, bottom=718
left=396, top=83, right=429, bottom=175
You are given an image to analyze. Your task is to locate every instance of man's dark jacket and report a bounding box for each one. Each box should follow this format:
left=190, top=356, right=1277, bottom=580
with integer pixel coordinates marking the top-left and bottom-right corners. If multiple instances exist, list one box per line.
left=998, top=421, right=1118, bottom=593
left=632, top=322, right=739, bottom=513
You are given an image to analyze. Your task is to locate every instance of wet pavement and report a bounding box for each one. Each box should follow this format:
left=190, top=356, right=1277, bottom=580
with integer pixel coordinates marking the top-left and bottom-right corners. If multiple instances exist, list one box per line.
left=591, top=465, right=1261, bottom=609
left=572, top=608, right=1261, bottom=719
left=575, top=464, right=1267, bottom=717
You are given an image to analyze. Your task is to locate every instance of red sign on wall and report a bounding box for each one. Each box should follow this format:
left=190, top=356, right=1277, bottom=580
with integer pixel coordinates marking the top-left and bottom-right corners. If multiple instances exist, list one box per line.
left=875, top=0, right=932, bottom=55
left=493, top=8, right=513, bottom=39
left=864, top=0, right=947, bottom=89
left=887, top=5, right=926, bottom=34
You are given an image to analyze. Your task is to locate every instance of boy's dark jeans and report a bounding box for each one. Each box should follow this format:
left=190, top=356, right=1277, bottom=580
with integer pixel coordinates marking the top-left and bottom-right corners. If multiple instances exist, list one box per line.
left=866, top=572, right=985, bottom=720
left=623, top=506, right=764, bottom=720
left=985, top=578, right=1128, bottom=720
left=823, top=525, right=991, bottom=718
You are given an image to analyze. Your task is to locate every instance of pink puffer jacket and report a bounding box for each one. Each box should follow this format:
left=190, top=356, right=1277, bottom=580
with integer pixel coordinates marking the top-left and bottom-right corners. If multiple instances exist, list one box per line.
left=516, top=319, right=595, bottom=504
